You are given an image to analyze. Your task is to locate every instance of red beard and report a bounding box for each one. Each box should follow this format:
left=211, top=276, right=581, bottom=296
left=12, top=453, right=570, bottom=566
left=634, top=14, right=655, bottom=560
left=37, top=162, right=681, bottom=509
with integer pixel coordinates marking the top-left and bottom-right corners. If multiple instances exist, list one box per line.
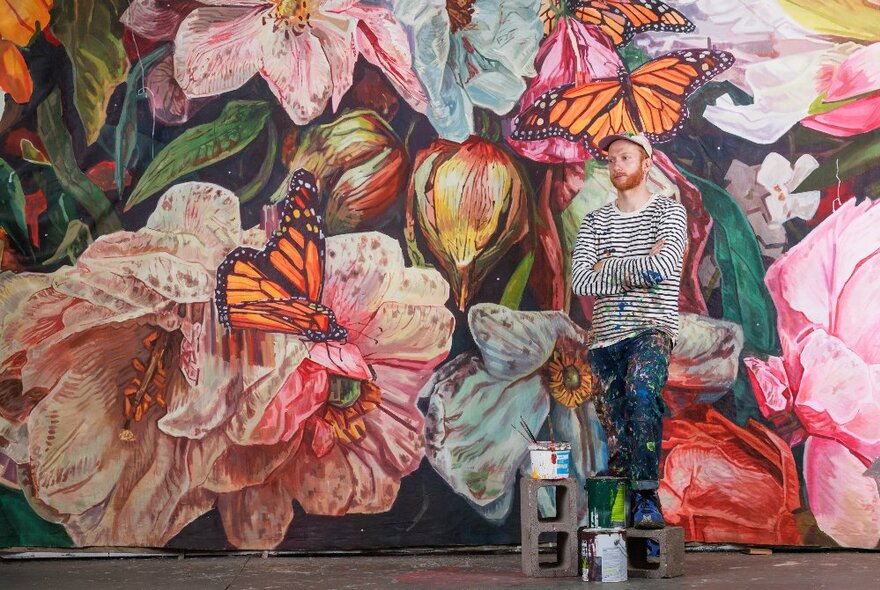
left=610, top=170, right=645, bottom=191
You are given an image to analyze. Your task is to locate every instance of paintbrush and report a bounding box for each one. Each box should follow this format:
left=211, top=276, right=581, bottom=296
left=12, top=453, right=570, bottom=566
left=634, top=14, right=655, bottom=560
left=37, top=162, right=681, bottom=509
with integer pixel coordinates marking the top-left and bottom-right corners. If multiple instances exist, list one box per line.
left=519, top=417, right=539, bottom=444
left=547, top=413, right=556, bottom=450
left=512, top=425, right=533, bottom=444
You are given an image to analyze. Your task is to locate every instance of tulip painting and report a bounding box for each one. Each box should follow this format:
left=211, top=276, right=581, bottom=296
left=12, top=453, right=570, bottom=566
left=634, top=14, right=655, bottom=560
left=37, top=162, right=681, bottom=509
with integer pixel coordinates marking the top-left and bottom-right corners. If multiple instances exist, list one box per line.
left=660, top=408, right=802, bottom=546
left=283, top=110, right=409, bottom=233
left=506, top=13, right=621, bottom=163
left=1, top=0, right=880, bottom=553
left=410, top=136, right=529, bottom=311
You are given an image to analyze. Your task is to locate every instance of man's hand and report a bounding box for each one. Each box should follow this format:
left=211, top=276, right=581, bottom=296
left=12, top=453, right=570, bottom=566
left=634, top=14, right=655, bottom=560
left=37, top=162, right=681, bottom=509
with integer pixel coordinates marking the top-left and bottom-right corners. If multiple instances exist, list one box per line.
left=650, top=239, right=665, bottom=256
left=594, top=248, right=616, bottom=271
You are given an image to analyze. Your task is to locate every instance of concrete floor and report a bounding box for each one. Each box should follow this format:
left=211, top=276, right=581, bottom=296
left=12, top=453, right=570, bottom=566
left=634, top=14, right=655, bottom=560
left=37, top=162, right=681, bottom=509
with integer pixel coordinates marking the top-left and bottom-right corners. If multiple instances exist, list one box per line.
left=2, top=551, right=879, bottom=590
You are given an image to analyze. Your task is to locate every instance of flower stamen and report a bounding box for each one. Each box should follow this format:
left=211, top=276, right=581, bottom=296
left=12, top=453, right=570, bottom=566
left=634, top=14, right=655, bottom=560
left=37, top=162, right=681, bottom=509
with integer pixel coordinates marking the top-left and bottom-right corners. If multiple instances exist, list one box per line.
left=119, top=330, right=171, bottom=441
left=271, top=0, right=312, bottom=34
left=321, top=373, right=382, bottom=444
left=544, top=344, right=592, bottom=408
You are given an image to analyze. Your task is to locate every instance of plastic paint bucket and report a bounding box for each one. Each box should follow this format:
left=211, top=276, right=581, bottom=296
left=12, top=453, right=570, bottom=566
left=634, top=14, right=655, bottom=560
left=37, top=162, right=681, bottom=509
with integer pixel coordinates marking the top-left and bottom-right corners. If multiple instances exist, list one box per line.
left=528, top=442, right=571, bottom=480
left=586, top=477, right=629, bottom=529
left=579, top=527, right=628, bottom=582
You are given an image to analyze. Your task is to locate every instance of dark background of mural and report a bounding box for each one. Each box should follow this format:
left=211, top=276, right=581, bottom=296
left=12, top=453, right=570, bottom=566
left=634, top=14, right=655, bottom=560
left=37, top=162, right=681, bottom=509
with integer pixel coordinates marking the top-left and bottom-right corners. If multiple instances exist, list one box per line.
left=1, top=1, right=879, bottom=551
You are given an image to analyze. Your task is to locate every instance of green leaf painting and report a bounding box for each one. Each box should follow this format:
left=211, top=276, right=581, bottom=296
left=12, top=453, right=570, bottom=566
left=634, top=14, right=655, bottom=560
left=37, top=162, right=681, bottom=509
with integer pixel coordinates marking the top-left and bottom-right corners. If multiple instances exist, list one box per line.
left=0, top=158, right=29, bottom=256
left=681, top=168, right=779, bottom=354
left=798, top=130, right=880, bottom=191
left=43, top=219, right=93, bottom=265
left=52, top=0, right=130, bottom=146
left=115, top=46, right=170, bottom=195
left=0, top=488, right=73, bottom=548
left=124, top=100, right=271, bottom=210
left=500, top=251, right=534, bottom=310
left=37, top=90, right=121, bottom=235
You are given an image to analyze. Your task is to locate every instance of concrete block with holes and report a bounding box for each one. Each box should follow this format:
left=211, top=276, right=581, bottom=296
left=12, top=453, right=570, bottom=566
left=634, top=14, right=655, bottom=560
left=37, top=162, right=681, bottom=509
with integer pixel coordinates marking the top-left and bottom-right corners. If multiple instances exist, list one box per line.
left=626, top=526, right=685, bottom=578
left=519, top=476, right=580, bottom=577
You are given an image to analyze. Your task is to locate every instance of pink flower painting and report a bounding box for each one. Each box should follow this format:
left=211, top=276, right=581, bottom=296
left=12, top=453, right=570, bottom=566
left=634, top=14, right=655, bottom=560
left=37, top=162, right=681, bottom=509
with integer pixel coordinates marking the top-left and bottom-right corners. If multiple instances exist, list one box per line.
left=745, top=199, right=880, bottom=548
left=220, top=230, right=455, bottom=548
left=800, top=42, right=880, bottom=137
left=124, top=0, right=427, bottom=125
left=0, top=183, right=454, bottom=548
left=506, top=16, right=621, bottom=163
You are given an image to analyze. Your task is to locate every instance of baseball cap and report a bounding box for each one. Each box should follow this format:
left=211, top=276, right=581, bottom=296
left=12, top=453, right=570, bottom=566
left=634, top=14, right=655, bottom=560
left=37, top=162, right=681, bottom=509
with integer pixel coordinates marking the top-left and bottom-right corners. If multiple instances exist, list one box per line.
left=598, top=132, right=653, bottom=157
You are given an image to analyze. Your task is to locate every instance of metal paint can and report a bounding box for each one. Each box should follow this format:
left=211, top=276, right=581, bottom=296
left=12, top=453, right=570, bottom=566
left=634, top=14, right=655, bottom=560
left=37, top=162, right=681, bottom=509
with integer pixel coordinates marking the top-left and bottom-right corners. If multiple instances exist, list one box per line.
left=579, top=527, right=628, bottom=582
left=585, top=476, right=629, bottom=528
left=528, top=441, right=571, bottom=479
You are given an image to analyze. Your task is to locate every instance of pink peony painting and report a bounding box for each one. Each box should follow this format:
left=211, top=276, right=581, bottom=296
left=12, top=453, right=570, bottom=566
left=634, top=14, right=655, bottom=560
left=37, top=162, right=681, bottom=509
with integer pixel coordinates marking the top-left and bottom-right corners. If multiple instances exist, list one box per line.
left=746, top=199, right=880, bottom=548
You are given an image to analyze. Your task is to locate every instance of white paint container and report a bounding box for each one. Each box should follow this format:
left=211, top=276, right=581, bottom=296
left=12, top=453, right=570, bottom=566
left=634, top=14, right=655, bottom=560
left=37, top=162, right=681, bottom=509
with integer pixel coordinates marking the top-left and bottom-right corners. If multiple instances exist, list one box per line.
left=579, top=527, right=628, bottom=582
left=528, top=441, right=571, bottom=479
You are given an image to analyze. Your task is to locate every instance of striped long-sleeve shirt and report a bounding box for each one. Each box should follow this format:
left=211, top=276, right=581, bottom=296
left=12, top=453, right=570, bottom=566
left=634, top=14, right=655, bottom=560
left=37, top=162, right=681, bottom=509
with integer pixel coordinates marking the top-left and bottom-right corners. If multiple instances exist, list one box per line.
left=571, top=194, right=687, bottom=349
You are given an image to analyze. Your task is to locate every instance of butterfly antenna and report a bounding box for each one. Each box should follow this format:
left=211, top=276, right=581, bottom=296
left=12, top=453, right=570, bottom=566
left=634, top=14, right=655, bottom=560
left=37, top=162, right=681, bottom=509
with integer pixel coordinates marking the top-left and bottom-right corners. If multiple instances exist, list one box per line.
left=314, top=341, right=349, bottom=376
left=307, top=342, right=334, bottom=373
left=334, top=316, right=378, bottom=345
left=331, top=341, right=347, bottom=374
left=341, top=323, right=379, bottom=345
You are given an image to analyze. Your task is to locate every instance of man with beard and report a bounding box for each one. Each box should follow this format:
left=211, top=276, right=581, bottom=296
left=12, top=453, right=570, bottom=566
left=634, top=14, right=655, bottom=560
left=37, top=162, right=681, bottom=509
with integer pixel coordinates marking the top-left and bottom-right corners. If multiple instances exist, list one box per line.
left=570, top=133, right=687, bottom=530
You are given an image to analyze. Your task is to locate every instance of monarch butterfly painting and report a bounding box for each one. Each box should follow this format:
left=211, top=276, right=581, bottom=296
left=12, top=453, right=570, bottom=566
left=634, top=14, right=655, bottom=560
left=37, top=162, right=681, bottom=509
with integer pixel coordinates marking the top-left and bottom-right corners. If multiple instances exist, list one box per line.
left=214, top=169, right=347, bottom=342
left=512, top=49, right=734, bottom=158
left=540, top=0, right=695, bottom=45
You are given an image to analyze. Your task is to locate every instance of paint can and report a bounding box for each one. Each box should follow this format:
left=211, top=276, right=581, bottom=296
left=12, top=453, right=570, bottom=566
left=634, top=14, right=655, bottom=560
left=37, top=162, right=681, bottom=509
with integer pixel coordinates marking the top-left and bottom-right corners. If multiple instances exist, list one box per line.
left=527, top=441, right=571, bottom=479
left=585, top=477, right=629, bottom=529
left=579, top=527, right=628, bottom=582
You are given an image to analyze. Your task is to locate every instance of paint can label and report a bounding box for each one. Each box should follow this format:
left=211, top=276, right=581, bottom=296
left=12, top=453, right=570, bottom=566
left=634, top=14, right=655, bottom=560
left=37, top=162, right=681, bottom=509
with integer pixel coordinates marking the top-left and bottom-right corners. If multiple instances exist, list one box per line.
left=580, top=528, right=628, bottom=583
left=586, top=477, right=629, bottom=528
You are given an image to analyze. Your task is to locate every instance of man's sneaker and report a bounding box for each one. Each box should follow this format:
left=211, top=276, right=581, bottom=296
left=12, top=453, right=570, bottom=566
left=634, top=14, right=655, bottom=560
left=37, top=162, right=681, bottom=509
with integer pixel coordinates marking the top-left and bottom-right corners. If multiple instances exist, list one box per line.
left=632, top=492, right=666, bottom=529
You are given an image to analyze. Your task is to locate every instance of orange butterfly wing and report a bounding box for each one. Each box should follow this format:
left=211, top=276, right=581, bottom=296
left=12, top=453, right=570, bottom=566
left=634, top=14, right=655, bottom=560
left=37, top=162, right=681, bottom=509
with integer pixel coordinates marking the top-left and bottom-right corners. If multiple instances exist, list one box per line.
left=512, top=49, right=734, bottom=158
left=215, top=169, right=347, bottom=341
left=223, top=299, right=342, bottom=340
left=513, top=77, right=637, bottom=154
left=628, top=49, right=735, bottom=142
left=570, top=0, right=695, bottom=46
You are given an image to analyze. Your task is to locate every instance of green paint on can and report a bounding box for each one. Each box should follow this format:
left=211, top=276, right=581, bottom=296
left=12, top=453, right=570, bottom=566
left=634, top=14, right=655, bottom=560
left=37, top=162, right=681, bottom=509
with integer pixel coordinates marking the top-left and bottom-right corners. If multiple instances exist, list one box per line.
left=586, top=476, right=629, bottom=529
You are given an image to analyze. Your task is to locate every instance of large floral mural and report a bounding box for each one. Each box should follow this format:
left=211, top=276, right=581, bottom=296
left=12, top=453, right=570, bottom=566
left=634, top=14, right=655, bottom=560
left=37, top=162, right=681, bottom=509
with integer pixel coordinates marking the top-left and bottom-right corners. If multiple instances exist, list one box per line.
left=0, top=0, right=878, bottom=551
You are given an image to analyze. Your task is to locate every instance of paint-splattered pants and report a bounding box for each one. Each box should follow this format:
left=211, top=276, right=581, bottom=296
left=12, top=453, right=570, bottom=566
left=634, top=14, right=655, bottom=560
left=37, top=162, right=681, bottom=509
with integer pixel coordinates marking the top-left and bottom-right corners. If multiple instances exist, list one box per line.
left=588, top=329, right=672, bottom=491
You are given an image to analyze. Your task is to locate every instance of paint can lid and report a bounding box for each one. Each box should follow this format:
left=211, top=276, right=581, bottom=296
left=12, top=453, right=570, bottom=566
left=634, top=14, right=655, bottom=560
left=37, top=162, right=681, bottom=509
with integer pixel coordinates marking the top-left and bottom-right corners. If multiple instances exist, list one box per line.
left=579, top=527, right=626, bottom=533
left=527, top=441, right=572, bottom=451
left=583, top=475, right=627, bottom=490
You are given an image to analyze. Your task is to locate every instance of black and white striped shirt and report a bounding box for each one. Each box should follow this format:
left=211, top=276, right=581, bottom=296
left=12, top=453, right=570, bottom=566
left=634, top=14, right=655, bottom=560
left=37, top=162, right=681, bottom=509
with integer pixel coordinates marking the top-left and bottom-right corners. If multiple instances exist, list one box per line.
left=571, top=194, right=687, bottom=348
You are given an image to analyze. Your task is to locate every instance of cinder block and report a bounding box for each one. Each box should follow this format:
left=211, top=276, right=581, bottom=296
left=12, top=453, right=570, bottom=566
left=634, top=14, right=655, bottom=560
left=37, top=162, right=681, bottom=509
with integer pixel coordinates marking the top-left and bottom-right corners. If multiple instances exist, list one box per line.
left=626, top=526, right=685, bottom=578
left=519, top=477, right=580, bottom=577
